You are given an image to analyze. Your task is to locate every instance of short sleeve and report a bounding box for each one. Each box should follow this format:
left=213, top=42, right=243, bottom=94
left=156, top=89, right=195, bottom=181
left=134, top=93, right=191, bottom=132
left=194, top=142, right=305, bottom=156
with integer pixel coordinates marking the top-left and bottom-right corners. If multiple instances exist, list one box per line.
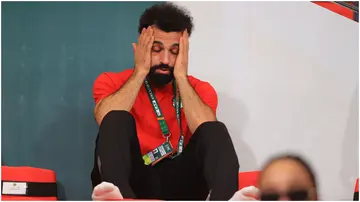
left=93, top=73, right=118, bottom=104
left=194, top=82, right=218, bottom=114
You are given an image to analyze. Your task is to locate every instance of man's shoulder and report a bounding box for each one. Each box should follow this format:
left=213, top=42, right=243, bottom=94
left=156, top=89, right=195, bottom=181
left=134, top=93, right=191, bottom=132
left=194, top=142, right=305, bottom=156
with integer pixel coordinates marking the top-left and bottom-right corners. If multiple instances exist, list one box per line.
left=187, top=75, right=217, bottom=97
left=97, top=68, right=134, bottom=83
left=187, top=75, right=218, bottom=110
left=188, top=75, right=215, bottom=89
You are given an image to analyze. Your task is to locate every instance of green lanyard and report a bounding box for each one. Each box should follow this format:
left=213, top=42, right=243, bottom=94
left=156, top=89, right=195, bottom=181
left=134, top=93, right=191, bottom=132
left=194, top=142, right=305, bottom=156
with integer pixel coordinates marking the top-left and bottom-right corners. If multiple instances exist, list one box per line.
left=144, top=78, right=184, bottom=156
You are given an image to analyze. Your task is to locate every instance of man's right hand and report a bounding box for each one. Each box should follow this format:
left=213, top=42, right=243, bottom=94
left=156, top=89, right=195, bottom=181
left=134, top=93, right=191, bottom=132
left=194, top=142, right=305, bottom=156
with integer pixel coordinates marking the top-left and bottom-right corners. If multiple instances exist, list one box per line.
left=132, top=26, right=154, bottom=76
left=93, top=27, right=154, bottom=124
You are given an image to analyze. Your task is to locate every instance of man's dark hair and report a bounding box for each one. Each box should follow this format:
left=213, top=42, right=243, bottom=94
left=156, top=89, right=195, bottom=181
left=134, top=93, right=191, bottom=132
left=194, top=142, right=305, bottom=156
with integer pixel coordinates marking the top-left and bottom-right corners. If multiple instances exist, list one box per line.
left=260, top=153, right=318, bottom=188
left=138, top=2, right=194, bottom=36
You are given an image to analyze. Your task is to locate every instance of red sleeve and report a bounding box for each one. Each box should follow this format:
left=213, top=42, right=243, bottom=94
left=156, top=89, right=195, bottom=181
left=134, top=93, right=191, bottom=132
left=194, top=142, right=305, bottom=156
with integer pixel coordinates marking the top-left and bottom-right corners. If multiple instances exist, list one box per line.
left=194, top=82, right=218, bottom=114
left=93, top=72, right=125, bottom=104
left=93, top=73, right=117, bottom=104
left=93, top=69, right=134, bottom=105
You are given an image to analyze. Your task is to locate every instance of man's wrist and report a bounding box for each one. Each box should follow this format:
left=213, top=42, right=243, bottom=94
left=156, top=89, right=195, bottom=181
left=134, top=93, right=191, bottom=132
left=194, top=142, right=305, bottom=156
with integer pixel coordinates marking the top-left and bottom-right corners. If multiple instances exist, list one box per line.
left=133, top=68, right=148, bottom=80
left=174, top=74, right=188, bottom=83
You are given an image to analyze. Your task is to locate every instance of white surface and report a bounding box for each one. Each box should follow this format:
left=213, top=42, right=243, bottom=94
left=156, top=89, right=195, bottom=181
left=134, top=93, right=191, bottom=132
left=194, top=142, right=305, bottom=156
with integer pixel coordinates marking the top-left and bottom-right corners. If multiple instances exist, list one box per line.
left=2, top=182, right=27, bottom=195
left=176, top=1, right=359, bottom=200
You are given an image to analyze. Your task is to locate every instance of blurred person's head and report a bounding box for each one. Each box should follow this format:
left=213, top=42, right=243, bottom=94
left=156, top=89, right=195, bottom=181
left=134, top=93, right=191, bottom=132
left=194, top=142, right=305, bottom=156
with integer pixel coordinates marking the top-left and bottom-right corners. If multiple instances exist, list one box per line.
left=258, top=154, right=318, bottom=201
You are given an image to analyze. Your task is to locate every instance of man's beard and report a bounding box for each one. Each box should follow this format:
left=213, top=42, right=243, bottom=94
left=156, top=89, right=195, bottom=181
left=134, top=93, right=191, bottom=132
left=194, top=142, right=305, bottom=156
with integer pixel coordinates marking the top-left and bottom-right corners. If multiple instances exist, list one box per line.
left=147, top=63, right=174, bottom=87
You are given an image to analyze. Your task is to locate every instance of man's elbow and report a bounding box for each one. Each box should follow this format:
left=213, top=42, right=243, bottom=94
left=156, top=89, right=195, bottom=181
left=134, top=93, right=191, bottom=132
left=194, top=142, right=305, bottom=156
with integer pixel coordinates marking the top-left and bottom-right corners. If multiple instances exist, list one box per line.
left=94, top=111, right=103, bottom=126
left=191, top=108, right=216, bottom=133
left=94, top=101, right=103, bottom=125
left=95, top=115, right=102, bottom=126
left=204, top=104, right=217, bottom=121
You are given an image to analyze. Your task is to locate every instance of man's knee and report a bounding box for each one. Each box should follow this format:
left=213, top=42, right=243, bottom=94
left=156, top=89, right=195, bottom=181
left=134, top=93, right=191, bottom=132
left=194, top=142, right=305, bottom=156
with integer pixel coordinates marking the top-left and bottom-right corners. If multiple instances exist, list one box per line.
left=193, top=121, right=239, bottom=164
left=98, top=110, right=136, bottom=143
left=194, top=121, right=229, bottom=138
left=100, top=110, right=135, bottom=129
left=194, top=121, right=238, bottom=149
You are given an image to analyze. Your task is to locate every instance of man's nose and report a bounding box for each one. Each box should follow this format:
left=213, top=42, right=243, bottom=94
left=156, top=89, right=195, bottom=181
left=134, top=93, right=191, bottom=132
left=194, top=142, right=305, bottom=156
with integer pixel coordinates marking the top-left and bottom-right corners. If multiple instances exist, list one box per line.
left=160, top=51, right=169, bottom=64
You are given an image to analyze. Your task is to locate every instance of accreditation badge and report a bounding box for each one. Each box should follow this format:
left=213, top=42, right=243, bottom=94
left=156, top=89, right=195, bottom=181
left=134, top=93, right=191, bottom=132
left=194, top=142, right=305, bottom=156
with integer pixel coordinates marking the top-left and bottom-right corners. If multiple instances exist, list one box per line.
left=142, top=141, right=174, bottom=166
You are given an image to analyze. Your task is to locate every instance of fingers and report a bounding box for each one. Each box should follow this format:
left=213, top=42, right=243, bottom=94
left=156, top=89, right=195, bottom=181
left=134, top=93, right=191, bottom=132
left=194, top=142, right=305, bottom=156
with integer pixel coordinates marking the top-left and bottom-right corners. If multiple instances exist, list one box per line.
left=139, top=27, right=153, bottom=49
left=138, top=27, right=146, bottom=47
left=143, top=27, right=154, bottom=49
left=135, top=27, right=154, bottom=60
left=134, top=27, right=153, bottom=70
left=178, top=36, right=184, bottom=57
left=132, top=43, right=137, bottom=53
left=146, top=35, right=154, bottom=54
left=179, top=29, right=189, bottom=58
left=184, top=29, right=189, bottom=48
left=184, top=29, right=189, bottom=58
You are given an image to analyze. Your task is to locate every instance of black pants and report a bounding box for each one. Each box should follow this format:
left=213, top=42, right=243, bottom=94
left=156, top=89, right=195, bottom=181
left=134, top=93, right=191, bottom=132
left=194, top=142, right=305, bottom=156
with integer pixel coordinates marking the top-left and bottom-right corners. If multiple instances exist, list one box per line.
left=91, top=110, right=239, bottom=200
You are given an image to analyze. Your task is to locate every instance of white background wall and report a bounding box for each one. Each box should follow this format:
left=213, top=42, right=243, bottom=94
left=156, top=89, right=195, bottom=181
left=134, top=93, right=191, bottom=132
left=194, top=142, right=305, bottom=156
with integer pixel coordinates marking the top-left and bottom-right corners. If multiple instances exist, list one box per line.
left=176, top=1, right=359, bottom=200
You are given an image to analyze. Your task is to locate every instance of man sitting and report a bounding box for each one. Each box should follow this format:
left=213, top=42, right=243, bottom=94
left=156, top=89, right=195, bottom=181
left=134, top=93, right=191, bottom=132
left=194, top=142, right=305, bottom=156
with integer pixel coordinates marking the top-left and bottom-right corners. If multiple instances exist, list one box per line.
left=91, top=2, right=248, bottom=200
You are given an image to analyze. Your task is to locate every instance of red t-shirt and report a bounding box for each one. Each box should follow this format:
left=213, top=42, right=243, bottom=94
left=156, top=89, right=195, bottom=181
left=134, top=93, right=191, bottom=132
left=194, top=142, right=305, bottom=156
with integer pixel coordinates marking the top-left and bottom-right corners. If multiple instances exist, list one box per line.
left=93, top=68, right=218, bottom=155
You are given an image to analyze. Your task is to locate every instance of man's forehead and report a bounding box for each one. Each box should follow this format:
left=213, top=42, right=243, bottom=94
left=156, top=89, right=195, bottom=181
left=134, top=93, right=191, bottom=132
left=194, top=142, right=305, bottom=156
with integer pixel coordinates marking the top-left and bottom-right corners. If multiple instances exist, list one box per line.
left=152, top=27, right=182, bottom=45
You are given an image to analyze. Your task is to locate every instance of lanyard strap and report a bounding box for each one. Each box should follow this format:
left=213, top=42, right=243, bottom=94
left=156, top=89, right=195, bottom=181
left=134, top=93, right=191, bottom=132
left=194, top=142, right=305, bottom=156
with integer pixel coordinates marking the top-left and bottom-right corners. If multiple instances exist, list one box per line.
left=173, top=81, right=184, bottom=154
left=144, top=78, right=184, bottom=155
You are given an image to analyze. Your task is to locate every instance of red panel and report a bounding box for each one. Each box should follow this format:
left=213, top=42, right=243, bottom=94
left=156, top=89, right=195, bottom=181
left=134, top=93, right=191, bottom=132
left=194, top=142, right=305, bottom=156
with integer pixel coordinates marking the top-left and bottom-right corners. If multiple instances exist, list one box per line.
left=313, top=1, right=354, bottom=20
left=238, top=171, right=261, bottom=190
left=1, top=166, right=57, bottom=201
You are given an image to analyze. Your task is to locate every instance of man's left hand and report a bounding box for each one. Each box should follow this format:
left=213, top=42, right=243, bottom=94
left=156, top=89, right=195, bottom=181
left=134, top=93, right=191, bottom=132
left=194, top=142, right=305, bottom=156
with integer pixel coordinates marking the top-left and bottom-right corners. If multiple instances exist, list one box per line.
left=174, top=29, right=189, bottom=79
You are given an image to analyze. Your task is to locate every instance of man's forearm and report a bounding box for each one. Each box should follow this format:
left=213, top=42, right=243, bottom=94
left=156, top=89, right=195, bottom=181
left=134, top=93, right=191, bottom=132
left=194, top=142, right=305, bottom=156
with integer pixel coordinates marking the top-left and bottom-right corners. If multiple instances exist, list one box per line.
left=94, top=70, right=147, bottom=125
left=175, top=76, right=216, bottom=134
